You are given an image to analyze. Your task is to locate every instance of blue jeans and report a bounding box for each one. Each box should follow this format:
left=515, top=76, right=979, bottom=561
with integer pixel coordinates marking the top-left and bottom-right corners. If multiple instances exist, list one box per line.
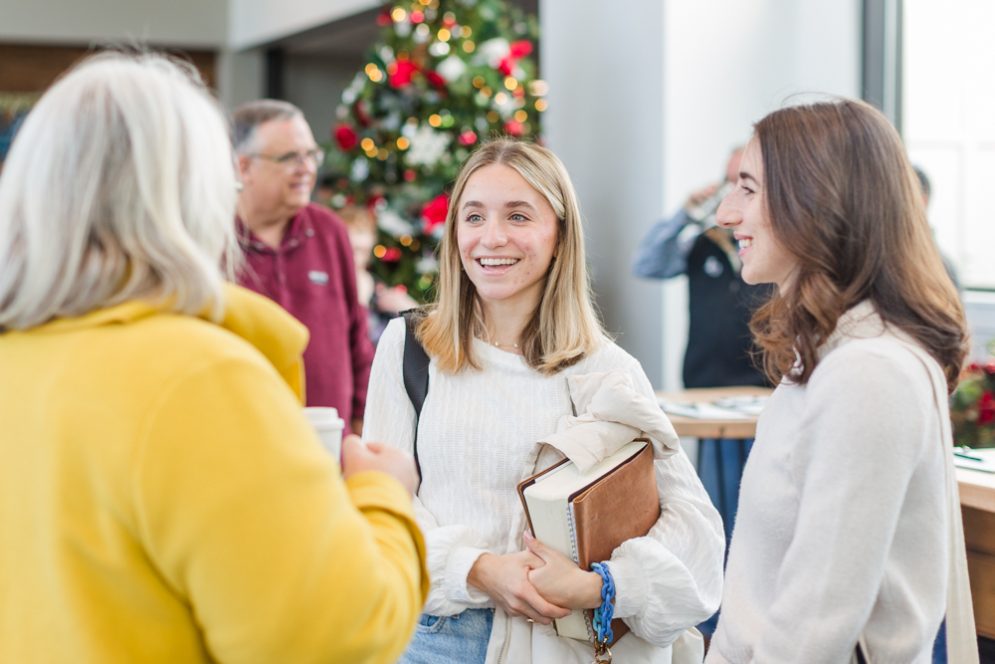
left=399, top=608, right=494, bottom=664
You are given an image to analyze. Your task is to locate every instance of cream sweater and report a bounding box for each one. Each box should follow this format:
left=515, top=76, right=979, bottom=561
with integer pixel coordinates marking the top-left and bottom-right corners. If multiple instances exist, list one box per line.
left=708, top=302, right=949, bottom=664
left=365, top=318, right=724, bottom=663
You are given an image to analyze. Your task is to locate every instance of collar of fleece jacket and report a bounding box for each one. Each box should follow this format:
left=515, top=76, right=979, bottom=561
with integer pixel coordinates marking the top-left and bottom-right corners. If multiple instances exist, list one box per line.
left=32, top=283, right=309, bottom=403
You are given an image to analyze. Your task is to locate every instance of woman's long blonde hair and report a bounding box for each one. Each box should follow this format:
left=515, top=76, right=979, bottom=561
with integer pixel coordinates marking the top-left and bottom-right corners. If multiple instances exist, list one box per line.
left=417, top=139, right=604, bottom=374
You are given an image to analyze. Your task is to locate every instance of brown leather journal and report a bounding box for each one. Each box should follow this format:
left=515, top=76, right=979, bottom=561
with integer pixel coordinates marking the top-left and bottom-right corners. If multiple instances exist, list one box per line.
left=517, top=439, right=660, bottom=644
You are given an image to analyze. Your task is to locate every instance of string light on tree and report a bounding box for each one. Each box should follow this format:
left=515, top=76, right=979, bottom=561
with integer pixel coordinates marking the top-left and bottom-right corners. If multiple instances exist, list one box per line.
left=324, top=0, right=544, bottom=302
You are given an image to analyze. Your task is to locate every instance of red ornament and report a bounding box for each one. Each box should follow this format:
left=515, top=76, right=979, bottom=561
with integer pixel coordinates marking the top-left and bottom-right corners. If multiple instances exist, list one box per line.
left=497, top=40, right=533, bottom=76
left=980, top=391, right=995, bottom=425
left=403, top=169, right=417, bottom=182
left=377, top=8, right=392, bottom=26
left=410, top=10, right=424, bottom=23
left=509, top=40, right=533, bottom=59
left=421, top=193, right=450, bottom=233
left=503, top=120, right=524, bottom=137
left=354, top=100, right=371, bottom=127
left=424, top=70, right=447, bottom=90
left=388, top=58, right=419, bottom=88
left=497, top=56, right=515, bottom=77
left=333, top=123, right=358, bottom=151
left=458, top=130, right=478, bottom=146
left=382, top=247, right=403, bottom=262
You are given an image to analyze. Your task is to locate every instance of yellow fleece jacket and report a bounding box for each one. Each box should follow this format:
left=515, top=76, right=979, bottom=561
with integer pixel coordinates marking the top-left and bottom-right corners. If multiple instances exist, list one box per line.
left=0, top=285, right=428, bottom=663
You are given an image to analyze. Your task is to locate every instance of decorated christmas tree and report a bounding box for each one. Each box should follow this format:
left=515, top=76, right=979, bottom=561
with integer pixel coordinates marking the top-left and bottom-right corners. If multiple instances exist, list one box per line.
left=325, top=0, right=545, bottom=302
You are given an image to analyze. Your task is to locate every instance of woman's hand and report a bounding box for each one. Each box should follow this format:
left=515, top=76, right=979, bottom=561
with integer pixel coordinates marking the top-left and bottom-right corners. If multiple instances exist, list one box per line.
left=467, top=550, right=571, bottom=624
left=341, top=437, right=419, bottom=496
left=524, top=531, right=603, bottom=610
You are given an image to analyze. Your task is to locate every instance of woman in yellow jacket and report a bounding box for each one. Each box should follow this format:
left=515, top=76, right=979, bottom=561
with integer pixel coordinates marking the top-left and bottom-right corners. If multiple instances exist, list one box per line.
left=0, top=52, right=428, bottom=663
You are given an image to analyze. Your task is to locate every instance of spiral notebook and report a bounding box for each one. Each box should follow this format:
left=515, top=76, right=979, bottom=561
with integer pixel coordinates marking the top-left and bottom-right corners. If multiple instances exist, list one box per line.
left=517, top=440, right=659, bottom=644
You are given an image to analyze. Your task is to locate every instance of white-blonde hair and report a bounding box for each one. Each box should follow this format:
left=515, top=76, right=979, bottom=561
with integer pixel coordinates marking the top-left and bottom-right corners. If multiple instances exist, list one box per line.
left=0, top=51, right=239, bottom=330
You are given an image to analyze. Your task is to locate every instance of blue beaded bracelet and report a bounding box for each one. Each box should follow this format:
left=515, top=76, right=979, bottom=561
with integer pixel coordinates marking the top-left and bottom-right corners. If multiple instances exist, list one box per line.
left=590, top=562, right=616, bottom=645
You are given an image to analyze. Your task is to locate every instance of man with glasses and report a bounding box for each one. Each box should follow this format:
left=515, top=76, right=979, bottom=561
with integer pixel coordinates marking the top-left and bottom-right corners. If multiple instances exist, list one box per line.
left=233, top=99, right=373, bottom=436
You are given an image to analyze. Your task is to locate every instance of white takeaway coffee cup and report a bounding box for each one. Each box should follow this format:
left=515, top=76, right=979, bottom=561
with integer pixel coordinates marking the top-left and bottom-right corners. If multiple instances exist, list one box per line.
left=303, top=407, right=345, bottom=460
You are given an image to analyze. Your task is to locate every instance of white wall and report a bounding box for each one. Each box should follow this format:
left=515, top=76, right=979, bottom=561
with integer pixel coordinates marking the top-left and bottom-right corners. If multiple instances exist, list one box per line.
left=542, top=0, right=860, bottom=390
left=228, top=0, right=375, bottom=50
left=540, top=0, right=668, bottom=384
left=216, top=48, right=266, bottom=110
left=0, top=0, right=227, bottom=47
left=284, top=54, right=365, bottom=142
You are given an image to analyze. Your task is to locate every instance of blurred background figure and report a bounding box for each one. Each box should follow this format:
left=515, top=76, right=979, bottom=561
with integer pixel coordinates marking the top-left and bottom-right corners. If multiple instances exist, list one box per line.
left=233, top=99, right=373, bottom=435
left=338, top=203, right=418, bottom=345
left=633, top=146, right=770, bottom=390
left=912, top=164, right=962, bottom=293
left=0, top=51, right=427, bottom=664
left=339, top=204, right=378, bottom=308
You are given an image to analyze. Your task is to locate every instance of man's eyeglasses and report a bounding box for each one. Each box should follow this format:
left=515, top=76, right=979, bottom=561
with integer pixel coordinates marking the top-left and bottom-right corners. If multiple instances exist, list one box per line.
left=249, top=148, right=325, bottom=169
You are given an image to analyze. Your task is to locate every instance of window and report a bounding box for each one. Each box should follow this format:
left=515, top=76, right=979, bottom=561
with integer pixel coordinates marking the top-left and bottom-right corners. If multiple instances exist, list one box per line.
left=903, top=1, right=995, bottom=290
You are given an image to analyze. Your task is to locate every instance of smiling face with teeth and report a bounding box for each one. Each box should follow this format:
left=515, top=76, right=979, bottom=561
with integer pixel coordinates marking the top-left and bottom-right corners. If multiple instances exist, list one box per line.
left=716, top=138, right=799, bottom=293
left=456, top=162, right=560, bottom=318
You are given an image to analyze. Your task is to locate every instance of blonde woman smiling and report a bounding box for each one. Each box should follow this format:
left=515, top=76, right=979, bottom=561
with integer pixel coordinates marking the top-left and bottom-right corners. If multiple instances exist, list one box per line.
left=364, top=139, right=724, bottom=664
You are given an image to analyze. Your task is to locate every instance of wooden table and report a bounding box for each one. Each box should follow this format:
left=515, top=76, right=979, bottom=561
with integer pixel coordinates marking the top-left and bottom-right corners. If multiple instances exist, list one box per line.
left=656, top=386, right=771, bottom=439
left=959, top=466, right=995, bottom=639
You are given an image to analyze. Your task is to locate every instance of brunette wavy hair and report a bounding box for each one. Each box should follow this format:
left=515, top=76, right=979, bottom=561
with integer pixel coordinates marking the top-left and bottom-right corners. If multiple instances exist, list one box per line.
left=749, top=99, right=967, bottom=391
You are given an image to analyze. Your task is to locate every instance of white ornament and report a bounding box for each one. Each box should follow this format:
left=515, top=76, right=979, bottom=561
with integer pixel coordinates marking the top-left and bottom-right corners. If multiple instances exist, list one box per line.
left=350, top=158, right=369, bottom=182
left=416, top=255, right=440, bottom=274
left=436, top=55, right=467, bottom=82
left=405, top=124, right=451, bottom=167
left=428, top=41, right=451, bottom=57
left=493, top=92, right=518, bottom=118
left=476, top=38, right=510, bottom=68
left=379, top=208, right=416, bottom=237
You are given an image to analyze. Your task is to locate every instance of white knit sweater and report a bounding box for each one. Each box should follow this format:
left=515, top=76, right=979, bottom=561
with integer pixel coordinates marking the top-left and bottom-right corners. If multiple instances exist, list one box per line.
left=364, top=317, right=724, bottom=663
left=707, top=302, right=949, bottom=664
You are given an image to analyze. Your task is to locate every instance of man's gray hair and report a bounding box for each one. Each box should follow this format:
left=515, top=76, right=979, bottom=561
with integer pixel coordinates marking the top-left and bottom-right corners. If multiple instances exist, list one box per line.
left=231, top=99, right=304, bottom=153
left=0, top=51, right=240, bottom=330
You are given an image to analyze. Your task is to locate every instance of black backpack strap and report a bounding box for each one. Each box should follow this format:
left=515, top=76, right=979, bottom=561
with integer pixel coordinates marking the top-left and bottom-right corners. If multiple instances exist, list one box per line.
left=401, top=310, right=429, bottom=481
